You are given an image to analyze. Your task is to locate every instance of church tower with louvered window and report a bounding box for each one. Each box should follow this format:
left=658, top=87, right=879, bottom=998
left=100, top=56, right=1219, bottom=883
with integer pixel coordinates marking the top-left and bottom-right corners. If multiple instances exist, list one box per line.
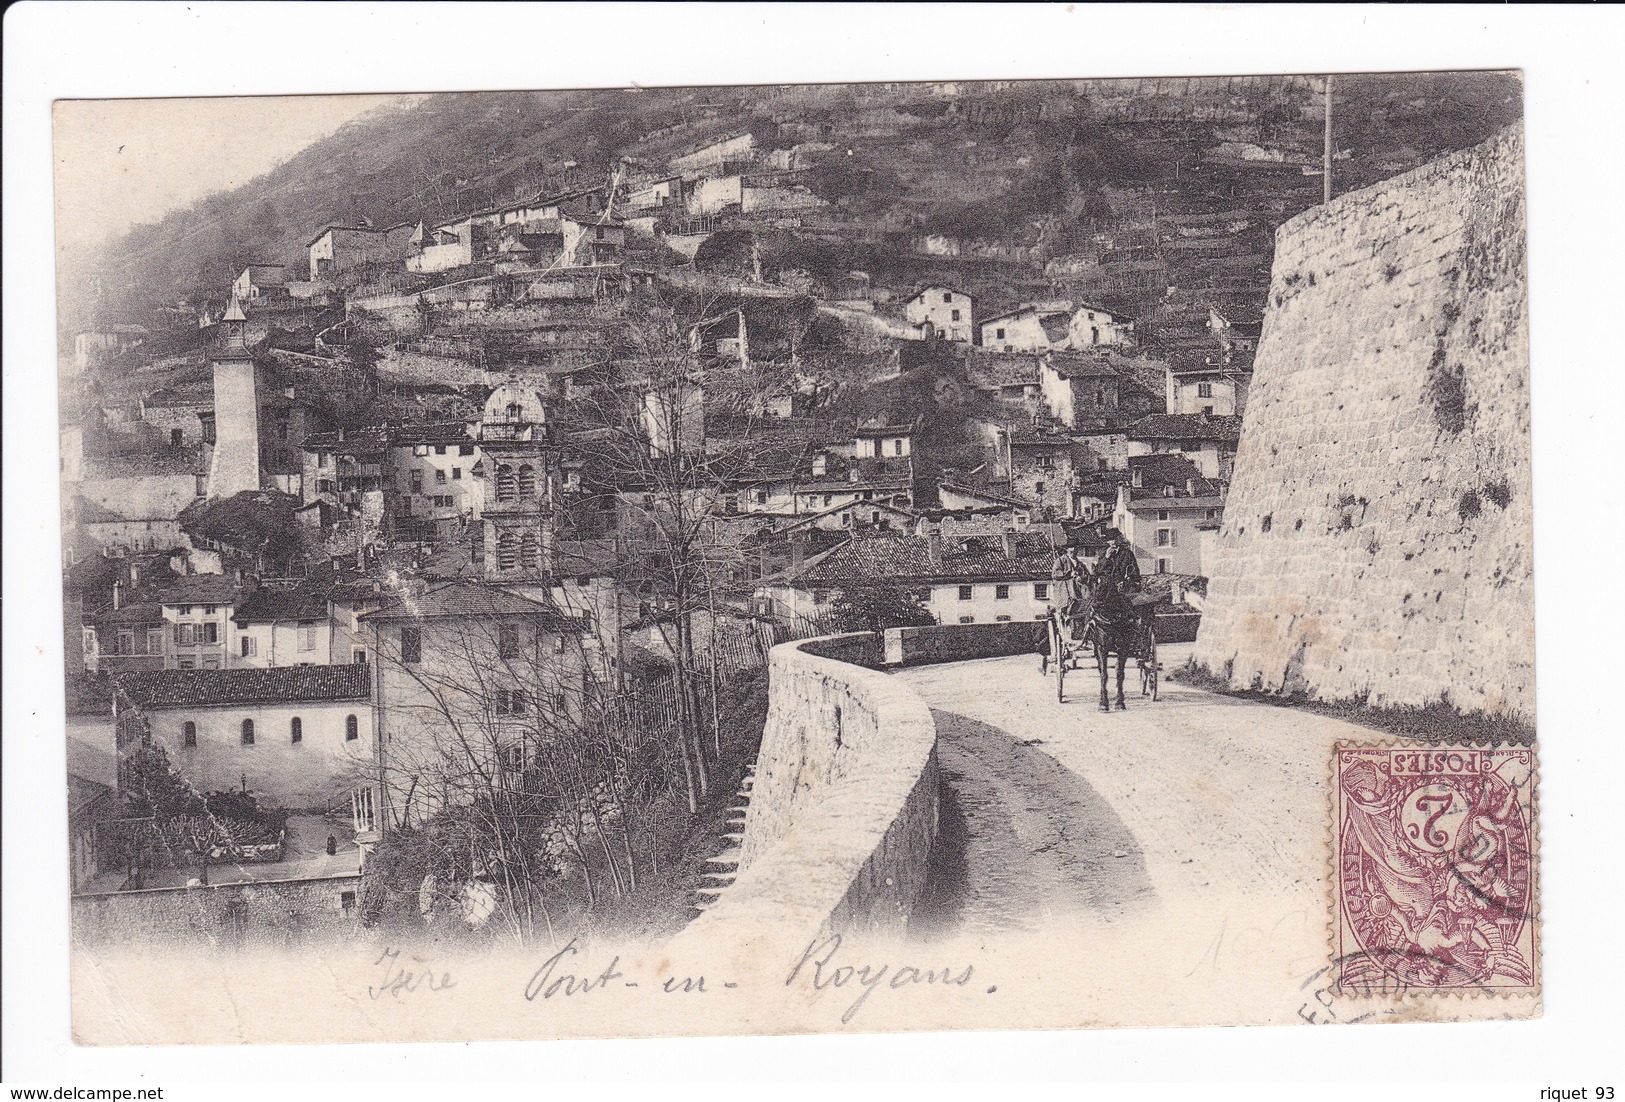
left=475, top=382, right=557, bottom=583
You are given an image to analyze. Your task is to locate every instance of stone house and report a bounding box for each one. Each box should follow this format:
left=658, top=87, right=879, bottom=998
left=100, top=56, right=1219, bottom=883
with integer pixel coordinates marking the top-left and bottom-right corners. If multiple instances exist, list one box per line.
left=1123, top=412, right=1243, bottom=481
left=361, top=581, right=587, bottom=825
left=903, top=286, right=976, bottom=343
left=306, top=223, right=415, bottom=280
left=1039, top=352, right=1122, bottom=429
left=114, top=665, right=374, bottom=813
left=1112, top=485, right=1226, bottom=577
left=389, top=422, right=482, bottom=544
left=156, top=574, right=246, bottom=670
left=979, top=304, right=1072, bottom=353
left=232, top=264, right=287, bottom=302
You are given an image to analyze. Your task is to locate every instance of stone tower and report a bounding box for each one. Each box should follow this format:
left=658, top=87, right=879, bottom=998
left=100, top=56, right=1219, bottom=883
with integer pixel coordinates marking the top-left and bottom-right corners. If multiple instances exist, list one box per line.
left=476, top=381, right=557, bottom=583
left=206, top=297, right=261, bottom=500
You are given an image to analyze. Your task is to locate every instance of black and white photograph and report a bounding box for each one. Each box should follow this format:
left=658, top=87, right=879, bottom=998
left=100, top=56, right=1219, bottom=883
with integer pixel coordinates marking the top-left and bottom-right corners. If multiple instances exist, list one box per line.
left=5, top=2, right=1622, bottom=1093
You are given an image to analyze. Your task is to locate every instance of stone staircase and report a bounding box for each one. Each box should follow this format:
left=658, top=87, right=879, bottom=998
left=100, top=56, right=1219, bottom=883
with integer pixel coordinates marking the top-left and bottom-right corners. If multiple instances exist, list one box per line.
left=691, top=763, right=754, bottom=914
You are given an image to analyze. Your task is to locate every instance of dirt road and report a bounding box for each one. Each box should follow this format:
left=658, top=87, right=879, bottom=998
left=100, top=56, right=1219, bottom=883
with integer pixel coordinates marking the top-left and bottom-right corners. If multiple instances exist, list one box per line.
left=895, top=646, right=1400, bottom=1024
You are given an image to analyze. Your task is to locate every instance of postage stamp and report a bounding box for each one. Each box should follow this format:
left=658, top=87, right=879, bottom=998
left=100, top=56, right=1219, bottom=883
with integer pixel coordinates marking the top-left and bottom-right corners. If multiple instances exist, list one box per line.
left=1332, top=744, right=1538, bottom=996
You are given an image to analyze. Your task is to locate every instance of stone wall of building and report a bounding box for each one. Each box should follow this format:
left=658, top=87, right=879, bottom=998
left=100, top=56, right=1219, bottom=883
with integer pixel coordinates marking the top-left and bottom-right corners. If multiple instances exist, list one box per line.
left=72, top=872, right=362, bottom=948
left=1193, top=126, right=1532, bottom=721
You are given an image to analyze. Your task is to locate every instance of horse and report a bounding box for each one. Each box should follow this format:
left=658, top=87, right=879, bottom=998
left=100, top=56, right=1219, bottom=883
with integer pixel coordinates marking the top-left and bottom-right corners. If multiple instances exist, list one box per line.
left=1080, top=576, right=1149, bottom=712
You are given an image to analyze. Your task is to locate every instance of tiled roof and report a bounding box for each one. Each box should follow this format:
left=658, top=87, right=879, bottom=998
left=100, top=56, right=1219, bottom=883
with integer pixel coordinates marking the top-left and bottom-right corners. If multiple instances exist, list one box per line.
left=1044, top=352, right=1121, bottom=379
left=84, top=448, right=205, bottom=479
left=97, top=601, right=166, bottom=626
left=938, top=480, right=1031, bottom=509
left=783, top=532, right=1055, bottom=587
left=1124, top=413, right=1243, bottom=442
left=362, top=581, right=579, bottom=629
left=115, top=664, right=371, bottom=708
left=300, top=427, right=390, bottom=454
left=233, top=585, right=329, bottom=624
left=1124, top=492, right=1226, bottom=512
left=155, top=574, right=244, bottom=607
left=390, top=421, right=474, bottom=446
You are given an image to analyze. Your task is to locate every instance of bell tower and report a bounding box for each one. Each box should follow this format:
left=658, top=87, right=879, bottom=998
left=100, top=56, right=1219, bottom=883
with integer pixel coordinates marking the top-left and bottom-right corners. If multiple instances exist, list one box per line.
left=477, top=382, right=557, bottom=584
left=206, top=296, right=261, bottom=499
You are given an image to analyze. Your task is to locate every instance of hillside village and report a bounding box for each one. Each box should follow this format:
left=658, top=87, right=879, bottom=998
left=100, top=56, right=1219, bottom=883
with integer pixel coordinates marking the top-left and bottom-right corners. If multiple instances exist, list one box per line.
left=58, top=75, right=1520, bottom=939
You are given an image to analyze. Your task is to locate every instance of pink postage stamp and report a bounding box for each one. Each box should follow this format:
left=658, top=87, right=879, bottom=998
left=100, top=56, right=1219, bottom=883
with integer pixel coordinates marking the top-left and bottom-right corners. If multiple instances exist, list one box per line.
left=1333, top=744, right=1538, bottom=995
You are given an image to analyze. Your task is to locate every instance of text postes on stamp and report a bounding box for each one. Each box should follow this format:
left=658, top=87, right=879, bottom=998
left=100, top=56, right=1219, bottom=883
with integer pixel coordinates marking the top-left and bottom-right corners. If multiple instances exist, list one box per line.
left=1333, top=744, right=1537, bottom=996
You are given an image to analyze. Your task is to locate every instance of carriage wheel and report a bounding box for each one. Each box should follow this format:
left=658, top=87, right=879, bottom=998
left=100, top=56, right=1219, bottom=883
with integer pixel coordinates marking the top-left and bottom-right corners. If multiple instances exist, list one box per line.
left=1056, top=648, right=1066, bottom=702
left=1042, top=613, right=1059, bottom=675
left=1141, top=625, right=1159, bottom=701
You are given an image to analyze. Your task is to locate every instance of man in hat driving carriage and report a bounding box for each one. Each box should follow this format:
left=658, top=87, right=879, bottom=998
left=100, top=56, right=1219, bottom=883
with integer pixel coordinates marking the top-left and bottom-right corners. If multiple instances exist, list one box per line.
left=1052, top=529, right=1154, bottom=637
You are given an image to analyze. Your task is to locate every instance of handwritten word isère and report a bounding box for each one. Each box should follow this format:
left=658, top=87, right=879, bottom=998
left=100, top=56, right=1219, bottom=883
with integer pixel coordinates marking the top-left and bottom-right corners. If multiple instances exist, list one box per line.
left=367, top=947, right=456, bottom=999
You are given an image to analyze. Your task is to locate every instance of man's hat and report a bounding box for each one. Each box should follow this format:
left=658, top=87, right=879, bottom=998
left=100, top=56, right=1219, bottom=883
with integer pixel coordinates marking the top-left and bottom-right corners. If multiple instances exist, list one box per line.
left=1101, top=527, right=1123, bottom=541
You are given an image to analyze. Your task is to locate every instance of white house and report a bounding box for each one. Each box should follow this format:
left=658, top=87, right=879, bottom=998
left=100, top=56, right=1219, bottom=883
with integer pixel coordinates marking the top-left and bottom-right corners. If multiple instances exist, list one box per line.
left=1112, top=486, right=1225, bottom=576
left=115, top=665, right=374, bottom=812
left=903, top=286, right=975, bottom=343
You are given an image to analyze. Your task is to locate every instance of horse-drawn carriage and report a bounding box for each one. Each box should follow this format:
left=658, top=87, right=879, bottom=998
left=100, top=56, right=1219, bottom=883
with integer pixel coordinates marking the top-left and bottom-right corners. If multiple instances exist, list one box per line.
left=1040, top=576, right=1159, bottom=710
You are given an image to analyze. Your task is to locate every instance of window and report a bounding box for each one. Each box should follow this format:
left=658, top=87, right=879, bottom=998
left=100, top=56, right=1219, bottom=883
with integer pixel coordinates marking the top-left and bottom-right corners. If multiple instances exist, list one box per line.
left=354, top=648, right=367, bottom=665
left=400, top=626, right=421, bottom=664
left=241, top=635, right=256, bottom=658
left=147, top=628, right=164, bottom=654
left=1036, top=454, right=1055, bottom=470
left=178, top=605, right=193, bottom=616
left=1155, top=558, right=1170, bottom=574
left=1095, top=386, right=1106, bottom=406
left=435, top=468, right=447, bottom=485
left=290, top=717, right=302, bottom=743
left=201, top=621, right=219, bottom=644
left=517, top=465, right=537, bottom=496
left=346, top=714, right=359, bottom=741
left=1197, top=382, right=1214, bottom=398
left=1157, top=510, right=1169, bottom=522
left=1207, top=509, right=1221, bottom=520
left=413, top=444, right=429, bottom=457
left=174, top=623, right=196, bottom=646
left=996, top=615, right=1011, bottom=622
left=341, top=891, right=356, bottom=915
left=496, top=531, right=518, bottom=571
left=756, top=490, right=769, bottom=505
left=1034, top=583, right=1049, bottom=600
left=410, top=470, right=424, bottom=493
left=519, top=533, right=540, bottom=572
left=241, top=719, right=255, bottom=745
left=506, top=402, right=524, bottom=423
left=995, top=584, right=1010, bottom=600
left=434, top=445, right=447, bottom=456
left=203, top=658, right=220, bottom=670
left=1035, top=481, right=1046, bottom=494
left=196, top=474, right=208, bottom=497
left=177, top=657, right=196, bottom=669
left=1156, top=528, right=1172, bottom=547
left=958, top=615, right=975, bottom=624
left=841, top=512, right=852, bottom=527
left=950, top=309, right=961, bottom=322
left=115, top=630, right=134, bottom=655
left=451, top=467, right=462, bottom=481
left=182, top=721, right=197, bottom=748
left=958, top=585, right=973, bottom=601
left=499, top=624, right=521, bottom=659
left=823, top=494, right=833, bottom=507
left=892, top=439, right=904, bottom=456
left=459, top=444, right=474, bottom=456
left=995, top=328, right=1006, bottom=340
left=943, top=292, right=953, bottom=304
left=171, top=428, right=183, bottom=447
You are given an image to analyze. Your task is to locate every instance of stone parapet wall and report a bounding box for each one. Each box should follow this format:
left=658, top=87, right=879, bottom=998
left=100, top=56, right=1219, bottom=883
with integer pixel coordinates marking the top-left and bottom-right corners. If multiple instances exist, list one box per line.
left=669, top=634, right=939, bottom=960
left=883, top=621, right=1045, bottom=666
left=1193, top=125, right=1532, bottom=720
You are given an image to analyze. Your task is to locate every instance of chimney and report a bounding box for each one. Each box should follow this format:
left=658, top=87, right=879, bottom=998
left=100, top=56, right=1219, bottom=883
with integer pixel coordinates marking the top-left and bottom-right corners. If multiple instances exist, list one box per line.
left=811, top=453, right=827, bottom=477
left=926, top=530, right=943, bottom=566
left=1001, top=531, right=1016, bottom=559
left=111, top=580, right=122, bottom=611
left=1132, top=468, right=1143, bottom=488
left=1187, top=478, right=1197, bottom=496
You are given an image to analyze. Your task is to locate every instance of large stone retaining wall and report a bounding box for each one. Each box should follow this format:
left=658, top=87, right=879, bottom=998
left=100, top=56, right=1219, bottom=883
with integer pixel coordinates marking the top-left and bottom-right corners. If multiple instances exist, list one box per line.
left=670, top=634, right=939, bottom=959
left=1193, top=125, right=1532, bottom=720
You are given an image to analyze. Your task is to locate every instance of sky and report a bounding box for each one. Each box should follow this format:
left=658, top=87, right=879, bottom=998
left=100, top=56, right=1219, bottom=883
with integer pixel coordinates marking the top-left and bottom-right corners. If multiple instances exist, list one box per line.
left=52, top=92, right=421, bottom=258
